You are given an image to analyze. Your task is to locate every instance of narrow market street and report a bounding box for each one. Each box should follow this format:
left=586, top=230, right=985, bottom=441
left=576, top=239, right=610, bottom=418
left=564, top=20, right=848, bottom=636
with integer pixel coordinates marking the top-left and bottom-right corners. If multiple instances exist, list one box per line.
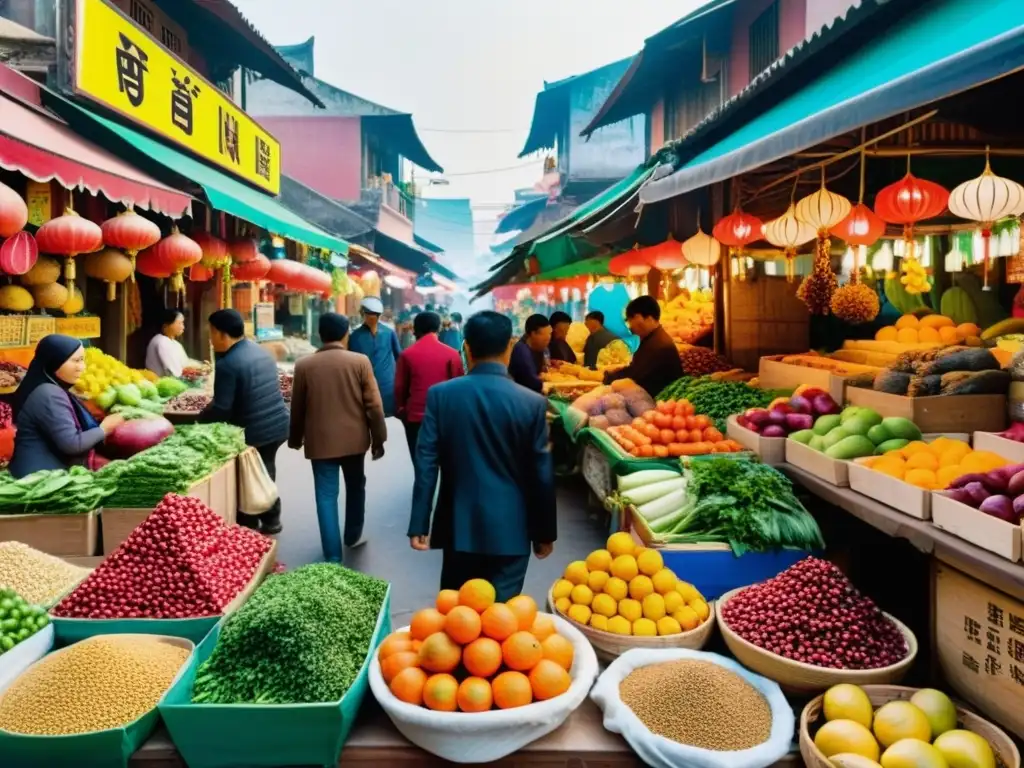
left=272, top=418, right=609, bottom=627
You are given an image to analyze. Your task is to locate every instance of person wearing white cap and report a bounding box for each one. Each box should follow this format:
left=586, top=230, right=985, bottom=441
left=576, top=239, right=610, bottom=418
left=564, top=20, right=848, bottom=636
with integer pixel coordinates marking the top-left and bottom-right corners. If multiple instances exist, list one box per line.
left=348, top=296, right=403, bottom=418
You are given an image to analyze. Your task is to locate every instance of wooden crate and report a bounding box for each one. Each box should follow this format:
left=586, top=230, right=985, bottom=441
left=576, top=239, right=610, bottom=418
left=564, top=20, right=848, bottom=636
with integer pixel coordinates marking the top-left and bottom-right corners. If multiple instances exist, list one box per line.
left=727, top=415, right=786, bottom=464
left=0, top=510, right=98, bottom=556
left=934, top=562, right=1024, bottom=739
left=972, top=431, right=1024, bottom=464
left=846, top=389, right=1007, bottom=434
left=758, top=358, right=847, bottom=403
left=931, top=493, right=1022, bottom=562
left=784, top=438, right=850, bottom=486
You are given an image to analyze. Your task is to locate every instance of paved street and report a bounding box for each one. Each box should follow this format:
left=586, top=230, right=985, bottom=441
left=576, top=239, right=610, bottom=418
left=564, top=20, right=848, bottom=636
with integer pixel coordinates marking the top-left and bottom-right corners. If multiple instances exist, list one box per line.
left=271, top=418, right=610, bottom=627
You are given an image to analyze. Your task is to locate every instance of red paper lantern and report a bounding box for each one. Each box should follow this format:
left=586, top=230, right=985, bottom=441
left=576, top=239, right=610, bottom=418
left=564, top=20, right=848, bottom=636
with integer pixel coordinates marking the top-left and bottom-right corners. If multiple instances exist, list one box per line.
left=874, top=173, right=949, bottom=225
left=0, top=181, right=28, bottom=238
left=136, top=248, right=171, bottom=279
left=609, top=247, right=652, bottom=277
left=138, top=227, right=202, bottom=292
left=231, top=254, right=271, bottom=281
left=713, top=210, right=763, bottom=247
left=189, top=264, right=215, bottom=282
left=640, top=236, right=688, bottom=271
left=100, top=208, right=161, bottom=278
left=265, top=259, right=303, bottom=287
left=832, top=203, right=886, bottom=246
left=35, top=207, right=103, bottom=281
left=229, top=237, right=260, bottom=264
left=192, top=231, right=231, bottom=269
left=0, top=231, right=38, bottom=275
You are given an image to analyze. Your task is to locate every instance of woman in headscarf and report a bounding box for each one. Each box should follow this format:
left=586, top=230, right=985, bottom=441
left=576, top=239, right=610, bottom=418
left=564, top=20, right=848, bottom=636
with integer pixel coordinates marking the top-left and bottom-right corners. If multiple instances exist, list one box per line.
left=9, top=335, right=124, bottom=478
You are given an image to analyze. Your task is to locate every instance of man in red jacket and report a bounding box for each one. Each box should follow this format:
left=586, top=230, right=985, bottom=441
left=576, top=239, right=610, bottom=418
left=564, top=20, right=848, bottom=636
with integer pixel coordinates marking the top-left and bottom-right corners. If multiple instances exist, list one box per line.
left=395, top=311, right=465, bottom=460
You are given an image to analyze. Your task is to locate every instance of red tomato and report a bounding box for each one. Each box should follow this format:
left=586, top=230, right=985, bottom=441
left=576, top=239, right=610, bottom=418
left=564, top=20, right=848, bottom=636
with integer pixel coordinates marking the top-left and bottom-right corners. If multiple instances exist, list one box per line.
left=642, top=410, right=658, bottom=424
left=704, top=427, right=724, bottom=443
left=671, top=416, right=688, bottom=431
left=659, top=429, right=676, bottom=445
left=653, top=413, right=673, bottom=430
left=685, top=416, right=697, bottom=430
left=639, top=444, right=654, bottom=457
left=656, top=401, right=675, bottom=415
left=693, top=415, right=712, bottom=430
left=688, top=429, right=703, bottom=444
left=676, top=429, right=690, bottom=443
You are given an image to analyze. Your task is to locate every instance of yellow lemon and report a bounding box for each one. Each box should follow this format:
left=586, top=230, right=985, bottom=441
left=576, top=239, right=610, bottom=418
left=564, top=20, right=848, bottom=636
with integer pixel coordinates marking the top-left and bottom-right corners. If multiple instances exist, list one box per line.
left=642, top=593, right=666, bottom=621
left=551, top=579, right=573, bottom=600
left=570, top=584, right=593, bottom=606
left=607, top=615, right=632, bottom=635
left=676, top=581, right=700, bottom=602
left=909, top=689, right=957, bottom=739
left=587, top=570, right=610, bottom=593
left=589, top=614, right=609, bottom=632
left=610, top=555, right=638, bottom=582
left=636, top=548, right=663, bottom=576
left=652, top=568, right=677, bottom=595
left=663, top=591, right=684, bottom=613
left=618, top=598, right=642, bottom=622
left=830, top=755, right=884, bottom=768
left=591, top=593, right=617, bottom=618
left=873, top=702, right=932, bottom=748
left=585, top=548, right=613, bottom=573
left=689, top=598, right=710, bottom=622
left=564, top=561, right=589, bottom=585
left=554, top=596, right=571, bottom=615
left=633, top=618, right=658, bottom=637
left=932, top=730, right=996, bottom=768
left=567, top=603, right=592, bottom=626
left=628, top=575, right=654, bottom=601
left=657, top=616, right=682, bottom=636
left=606, top=531, right=636, bottom=558
left=815, top=720, right=881, bottom=761
left=603, top=576, right=628, bottom=601
left=881, top=740, right=948, bottom=768
left=673, top=606, right=699, bottom=631
left=823, top=684, right=874, bottom=729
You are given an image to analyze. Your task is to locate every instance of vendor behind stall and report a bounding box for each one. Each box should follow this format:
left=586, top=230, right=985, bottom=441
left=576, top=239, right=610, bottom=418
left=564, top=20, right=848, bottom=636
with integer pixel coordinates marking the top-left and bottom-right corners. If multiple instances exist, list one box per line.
left=547, top=311, right=576, bottom=363
left=508, top=314, right=550, bottom=393
left=145, top=308, right=189, bottom=378
left=9, top=335, right=124, bottom=478
left=582, top=311, right=619, bottom=369
left=604, top=296, right=682, bottom=398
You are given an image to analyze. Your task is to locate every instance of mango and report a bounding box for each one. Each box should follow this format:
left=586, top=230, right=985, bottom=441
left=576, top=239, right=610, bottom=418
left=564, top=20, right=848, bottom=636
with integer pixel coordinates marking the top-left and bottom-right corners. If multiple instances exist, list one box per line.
left=810, top=435, right=827, bottom=452
left=826, top=435, right=877, bottom=460
left=856, top=409, right=883, bottom=428
left=867, top=424, right=893, bottom=444
left=881, top=417, right=923, bottom=442
left=840, top=407, right=863, bottom=424
left=790, top=429, right=815, bottom=444
left=876, top=439, right=911, bottom=455
left=823, top=427, right=853, bottom=451
left=815, top=415, right=843, bottom=436
left=842, top=417, right=875, bottom=438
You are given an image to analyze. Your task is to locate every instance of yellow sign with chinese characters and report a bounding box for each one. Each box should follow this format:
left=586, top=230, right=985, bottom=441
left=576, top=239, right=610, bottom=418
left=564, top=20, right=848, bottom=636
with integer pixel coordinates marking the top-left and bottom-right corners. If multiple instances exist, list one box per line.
left=71, top=0, right=280, bottom=194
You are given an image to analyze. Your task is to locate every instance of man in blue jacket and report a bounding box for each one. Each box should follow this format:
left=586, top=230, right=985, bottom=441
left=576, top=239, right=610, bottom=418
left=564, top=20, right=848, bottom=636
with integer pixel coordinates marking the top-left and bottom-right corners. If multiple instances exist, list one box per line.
left=348, top=296, right=402, bottom=417
left=407, top=311, right=557, bottom=601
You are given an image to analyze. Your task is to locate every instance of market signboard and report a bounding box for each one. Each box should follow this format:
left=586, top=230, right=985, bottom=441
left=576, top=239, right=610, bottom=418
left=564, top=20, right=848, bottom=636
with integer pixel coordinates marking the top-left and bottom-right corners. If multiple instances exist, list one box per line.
left=64, top=0, right=281, bottom=195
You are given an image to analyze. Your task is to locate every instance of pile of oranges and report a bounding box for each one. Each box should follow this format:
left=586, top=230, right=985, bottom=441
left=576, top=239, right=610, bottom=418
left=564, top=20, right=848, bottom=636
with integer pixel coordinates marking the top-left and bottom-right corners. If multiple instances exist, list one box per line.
left=378, top=579, right=574, bottom=713
left=607, top=400, right=744, bottom=458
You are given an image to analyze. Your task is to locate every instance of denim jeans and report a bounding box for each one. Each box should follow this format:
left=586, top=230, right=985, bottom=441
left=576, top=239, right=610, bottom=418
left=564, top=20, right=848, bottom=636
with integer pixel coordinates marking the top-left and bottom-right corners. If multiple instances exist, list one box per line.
left=311, top=454, right=366, bottom=562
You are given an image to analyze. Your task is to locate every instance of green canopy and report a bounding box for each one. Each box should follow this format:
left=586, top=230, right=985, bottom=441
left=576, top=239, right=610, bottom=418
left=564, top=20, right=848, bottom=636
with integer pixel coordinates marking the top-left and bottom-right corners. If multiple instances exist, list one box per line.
left=535, top=254, right=611, bottom=281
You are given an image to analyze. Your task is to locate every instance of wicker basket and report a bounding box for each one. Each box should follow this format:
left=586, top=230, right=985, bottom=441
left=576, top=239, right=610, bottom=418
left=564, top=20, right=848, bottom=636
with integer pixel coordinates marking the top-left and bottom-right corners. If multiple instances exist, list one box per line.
left=717, top=587, right=917, bottom=694
left=546, top=588, right=715, bottom=662
left=800, top=685, right=1020, bottom=768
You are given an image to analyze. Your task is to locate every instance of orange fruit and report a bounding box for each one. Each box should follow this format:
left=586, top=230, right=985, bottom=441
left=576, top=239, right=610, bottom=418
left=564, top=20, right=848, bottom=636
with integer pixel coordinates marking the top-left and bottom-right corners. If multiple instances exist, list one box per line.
left=457, top=676, right=494, bottom=713
left=378, top=631, right=414, bottom=661
left=506, top=595, right=538, bottom=631
left=501, top=631, right=543, bottom=672
left=492, top=670, right=533, bottom=709
left=410, top=608, right=447, bottom=641
left=480, top=603, right=519, bottom=641
left=444, top=605, right=482, bottom=645
left=389, top=666, right=427, bottom=705
left=436, top=589, right=460, bottom=615
left=463, top=637, right=503, bottom=678
left=381, top=651, right=420, bottom=684
left=411, top=639, right=423, bottom=653
left=458, top=579, right=496, bottom=613
left=530, top=614, right=556, bottom=641
left=418, top=631, right=462, bottom=673
left=422, top=673, right=459, bottom=712
left=540, top=633, right=574, bottom=671
left=528, top=658, right=571, bottom=701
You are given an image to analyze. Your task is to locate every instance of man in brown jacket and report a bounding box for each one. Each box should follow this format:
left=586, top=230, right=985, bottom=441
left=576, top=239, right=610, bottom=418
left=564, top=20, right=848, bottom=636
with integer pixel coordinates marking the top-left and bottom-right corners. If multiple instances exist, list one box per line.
left=289, top=313, right=387, bottom=562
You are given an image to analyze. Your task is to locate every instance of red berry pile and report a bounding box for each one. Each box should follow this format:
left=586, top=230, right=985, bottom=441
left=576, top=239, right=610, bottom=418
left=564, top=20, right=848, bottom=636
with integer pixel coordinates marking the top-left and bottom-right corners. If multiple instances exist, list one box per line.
left=720, top=557, right=908, bottom=670
left=54, top=494, right=272, bottom=620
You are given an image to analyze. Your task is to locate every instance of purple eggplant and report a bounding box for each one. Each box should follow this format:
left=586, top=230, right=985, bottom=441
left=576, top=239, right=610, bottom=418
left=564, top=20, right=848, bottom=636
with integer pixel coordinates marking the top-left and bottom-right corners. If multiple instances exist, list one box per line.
left=979, top=495, right=1017, bottom=523
left=963, top=482, right=991, bottom=508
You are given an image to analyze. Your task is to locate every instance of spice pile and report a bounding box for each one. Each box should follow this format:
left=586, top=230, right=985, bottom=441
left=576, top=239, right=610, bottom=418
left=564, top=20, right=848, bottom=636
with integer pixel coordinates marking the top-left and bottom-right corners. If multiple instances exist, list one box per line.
left=0, top=362, right=24, bottom=390
left=0, top=587, right=49, bottom=653
left=0, top=635, right=189, bottom=735
left=53, top=494, right=271, bottom=620
left=192, top=563, right=387, bottom=704
left=721, top=557, right=908, bottom=670
left=0, top=542, right=91, bottom=606
left=678, top=347, right=733, bottom=377
left=620, top=660, right=772, bottom=750
left=165, top=392, right=212, bottom=413
left=0, top=402, right=11, bottom=428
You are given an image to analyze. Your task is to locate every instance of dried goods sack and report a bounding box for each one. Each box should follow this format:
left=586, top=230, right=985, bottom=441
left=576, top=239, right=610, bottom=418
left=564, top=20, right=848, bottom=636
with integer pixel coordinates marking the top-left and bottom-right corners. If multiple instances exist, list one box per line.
left=591, top=649, right=794, bottom=768
left=368, top=614, right=598, bottom=764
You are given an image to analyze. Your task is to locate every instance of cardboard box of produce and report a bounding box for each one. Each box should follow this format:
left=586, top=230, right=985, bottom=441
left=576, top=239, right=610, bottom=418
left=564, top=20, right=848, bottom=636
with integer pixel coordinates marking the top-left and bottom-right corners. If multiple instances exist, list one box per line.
left=727, top=415, right=785, bottom=464
left=785, top=438, right=850, bottom=486
left=931, top=492, right=1022, bottom=562
left=758, top=358, right=847, bottom=403
left=845, top=389, right=1006, bottom=434
left=0, top=510, right=98, bottom=557
left=972, top=431, right=1024, bottom=464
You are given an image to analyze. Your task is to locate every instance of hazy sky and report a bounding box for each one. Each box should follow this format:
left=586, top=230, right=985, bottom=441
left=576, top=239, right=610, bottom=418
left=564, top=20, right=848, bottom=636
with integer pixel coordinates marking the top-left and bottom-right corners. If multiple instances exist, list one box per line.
left=235, top=0, right=698, bottom=229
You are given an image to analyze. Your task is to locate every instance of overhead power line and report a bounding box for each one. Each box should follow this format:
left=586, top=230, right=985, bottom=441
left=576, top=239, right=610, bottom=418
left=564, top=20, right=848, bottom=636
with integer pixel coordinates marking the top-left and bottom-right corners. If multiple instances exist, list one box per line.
left=419, top=126, right=530, bottom=134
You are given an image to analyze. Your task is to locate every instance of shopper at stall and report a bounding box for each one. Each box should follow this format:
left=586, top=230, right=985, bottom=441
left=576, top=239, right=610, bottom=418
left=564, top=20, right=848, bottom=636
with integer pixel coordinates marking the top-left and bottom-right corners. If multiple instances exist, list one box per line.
left=439, top=311, right=463, bottom=352
left=408, top=310, right=557, bottom=601
left=145, top=308, right=190, bottom=378
left=582, top=310, right=619, bottom=369
left=547, top=311, right=576, bottom=363
left=604, top=296, right=683, bottom=398
left=507, top=313, right=550, bottom=392
left=395, top=311, right=464, bottom=460
left=348, top=296, right=403, bottom=417
left=200, top=309, right=289, bottom=534
left=290, top=313, right=387, bottom=561
left=9, top=335, right=124, bottom=478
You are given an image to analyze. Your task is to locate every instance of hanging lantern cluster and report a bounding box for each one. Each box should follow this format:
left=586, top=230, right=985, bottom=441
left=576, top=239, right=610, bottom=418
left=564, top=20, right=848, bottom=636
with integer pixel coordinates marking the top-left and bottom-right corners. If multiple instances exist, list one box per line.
left=763, top=203, right=815, bottom=282
left=793, top=174, right=850, bottom=314
left=100, top=208, right=161, bottom=281
left=713, top=209, right=762, bottom=281
left=231, top=253, right=271, bottom=282
left=84, top=248, right=134, bottom=301
left=137, top=227, right=202, bottom=296
left=35, top=206, right=103, bottom=283
left=609, top=246, right=652, bottom=278
left=829, top=151, right=882, bottom=323
left=266, top=258, right=303, bottom=288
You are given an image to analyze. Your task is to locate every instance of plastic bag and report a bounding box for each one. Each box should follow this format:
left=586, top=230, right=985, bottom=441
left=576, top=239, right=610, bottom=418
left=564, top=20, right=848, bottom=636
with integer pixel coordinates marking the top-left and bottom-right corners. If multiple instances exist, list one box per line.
left=369, top=614, right=599, bottom=763
left=237, top=447, right=278, bottom=516
left=590, top=648, right=795, bottom=768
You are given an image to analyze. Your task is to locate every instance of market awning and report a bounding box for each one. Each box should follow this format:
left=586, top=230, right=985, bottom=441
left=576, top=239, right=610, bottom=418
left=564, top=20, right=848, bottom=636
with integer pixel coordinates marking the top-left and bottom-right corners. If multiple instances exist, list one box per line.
left=362, top=114, right=443, bottom=174
left=278, top=175, right=374, bottom=241
left=348, top=244, right=416, bottom=280
left=495, top=196, right=549, bottom=234
left=640, top=0, right=1024, bottom=205
left=54, top=99, right=350, bottom=254
left=373, top=230, right=460, bottom=282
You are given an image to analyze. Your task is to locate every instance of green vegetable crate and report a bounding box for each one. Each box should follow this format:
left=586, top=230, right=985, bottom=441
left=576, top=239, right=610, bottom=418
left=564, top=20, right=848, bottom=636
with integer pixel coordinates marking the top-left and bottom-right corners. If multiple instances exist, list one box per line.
left=159, top=587, right=392, bottom=768
left=0, top=634, right=193, bottom=768
left=50, top=541, right=277, bottom=646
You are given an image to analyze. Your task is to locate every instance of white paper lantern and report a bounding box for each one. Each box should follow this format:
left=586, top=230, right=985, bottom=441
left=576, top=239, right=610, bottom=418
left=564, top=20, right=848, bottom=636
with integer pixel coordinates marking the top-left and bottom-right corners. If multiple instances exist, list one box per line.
left=795, top=182, right=851, bottom=232
left=948, top=159, right=1024, bottom=225
left=763, top=204, right=816, bottom=282
left=681, top=226, right=721, bottom=266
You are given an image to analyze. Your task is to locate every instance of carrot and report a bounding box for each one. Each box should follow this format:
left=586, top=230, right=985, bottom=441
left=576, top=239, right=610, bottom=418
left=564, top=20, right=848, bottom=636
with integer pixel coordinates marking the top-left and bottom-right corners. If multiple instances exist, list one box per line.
left=653, top=445, right=669, bottom=458
left=703, top=427, right=724, bottom=443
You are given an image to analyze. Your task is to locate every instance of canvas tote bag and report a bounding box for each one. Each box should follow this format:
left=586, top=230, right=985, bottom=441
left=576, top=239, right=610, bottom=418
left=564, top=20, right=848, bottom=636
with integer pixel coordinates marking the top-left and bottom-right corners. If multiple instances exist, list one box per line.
left=237, top=447, right=279, bottom=515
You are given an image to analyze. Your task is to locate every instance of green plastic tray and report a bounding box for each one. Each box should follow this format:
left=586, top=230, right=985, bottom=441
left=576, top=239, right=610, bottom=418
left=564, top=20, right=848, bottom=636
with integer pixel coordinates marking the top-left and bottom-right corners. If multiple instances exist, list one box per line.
left=0, top=634, right=194, bottom=768
left=159, top=587, right=392, bottom=768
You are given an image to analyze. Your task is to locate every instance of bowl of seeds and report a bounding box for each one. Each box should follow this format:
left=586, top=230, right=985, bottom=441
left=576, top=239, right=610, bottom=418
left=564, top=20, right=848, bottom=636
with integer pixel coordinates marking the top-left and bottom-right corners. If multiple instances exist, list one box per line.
left=590, top=648, right=795, bottom=768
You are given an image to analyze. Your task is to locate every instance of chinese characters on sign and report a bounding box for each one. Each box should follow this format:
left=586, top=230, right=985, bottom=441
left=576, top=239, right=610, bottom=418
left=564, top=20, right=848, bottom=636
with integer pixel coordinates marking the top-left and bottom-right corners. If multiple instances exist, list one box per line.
left=72, top=0, right=280, bottom=194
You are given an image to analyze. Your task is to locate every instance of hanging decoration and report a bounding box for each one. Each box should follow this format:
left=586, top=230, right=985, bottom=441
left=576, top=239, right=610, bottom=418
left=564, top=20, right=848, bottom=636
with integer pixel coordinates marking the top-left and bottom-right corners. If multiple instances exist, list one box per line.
left=947, top=149, right=1024, bottom=290
left=762, top=203, right=815, bottom=282
left=84, top=248, right=134, bottom=301
left=99, top=207, right=161, bottom=280
left=232, top=253, right=271, bottom=282
left=0, top=182, right=28, bottom=238
left=32, top=282, right=69, bottom=311
left=713, top=208, right=762, bottom=282
left=34, top=206, right=103, bottom=283
left=794, top=170, right=850, bottom=314
left=0, top=231, right=38, bottom=275
left=189, top=264, right=215, bottom=283
left=681, top=225, right=721, bottom=267
left=137, top=227, right=202, bottom=295
left=229, top=237, right=260, bottom=264
left=831, top=150, right=882, bottom=323
left=191, top=230, right=231, bottom=303
left=265, top=258, right=303, bottom=289
left=609, top=245, right=652, bottom=277
left=641, top=235, right=688, bottom=272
